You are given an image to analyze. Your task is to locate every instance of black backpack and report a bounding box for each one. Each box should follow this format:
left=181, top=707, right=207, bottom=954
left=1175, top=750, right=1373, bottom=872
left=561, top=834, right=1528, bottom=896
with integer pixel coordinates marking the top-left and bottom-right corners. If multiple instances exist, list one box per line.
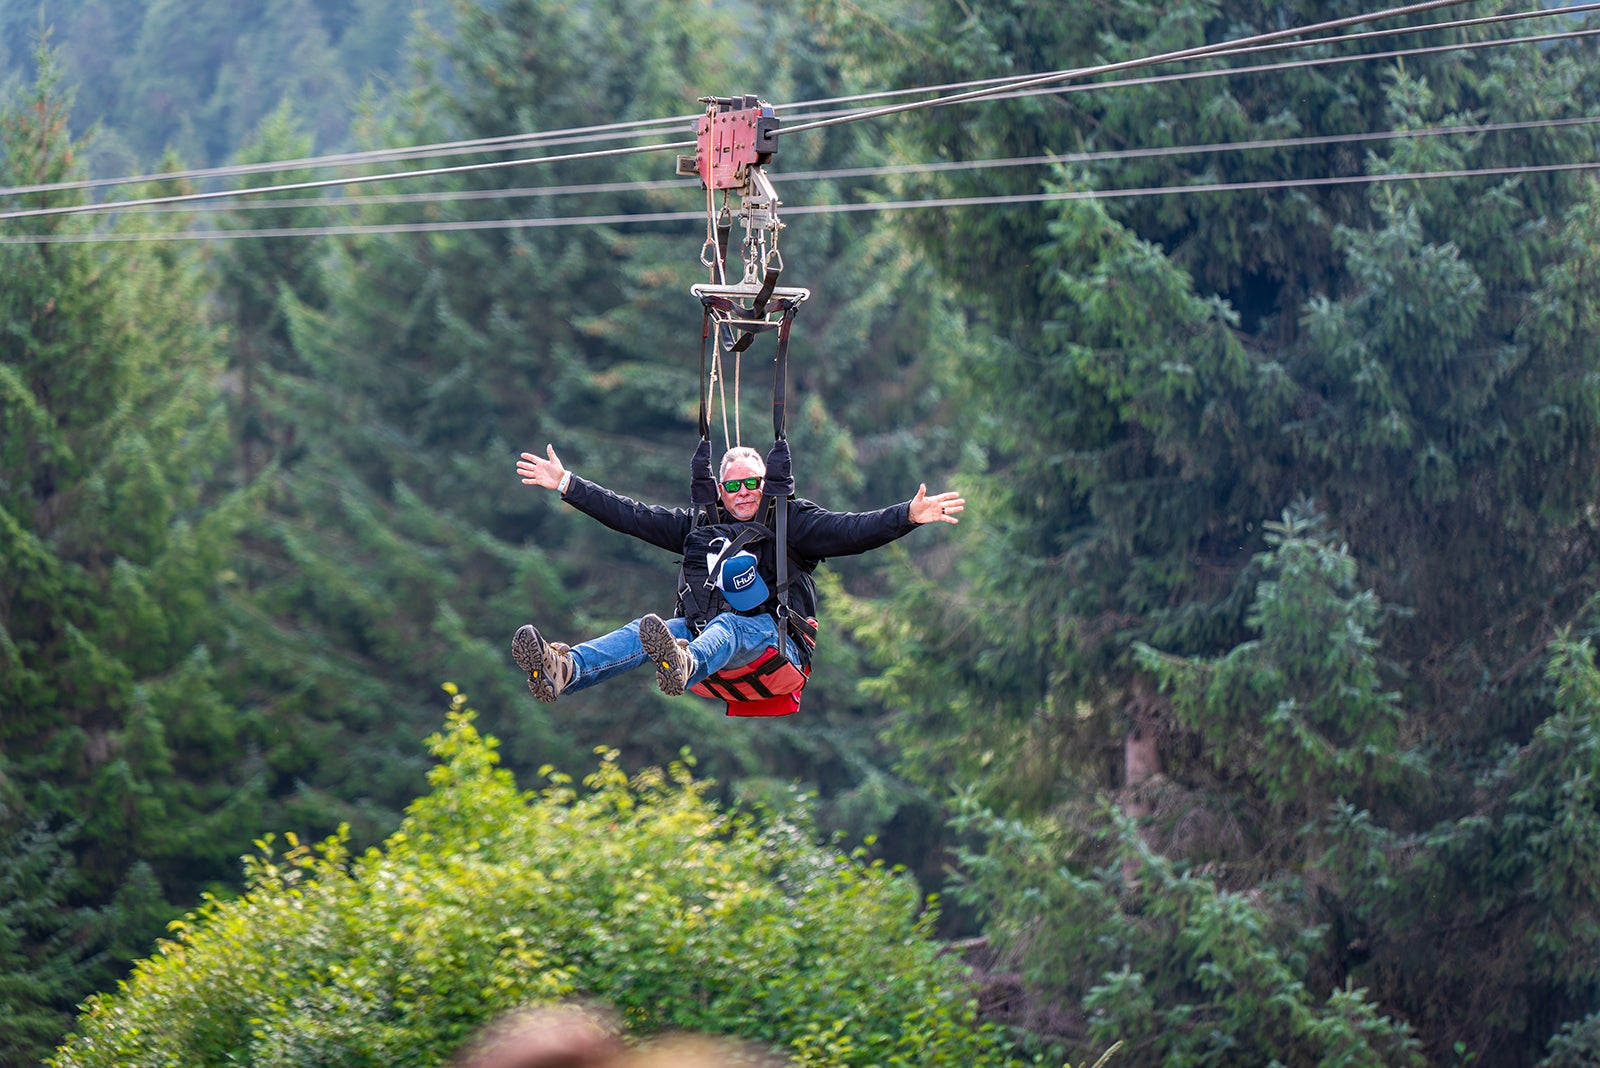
left=674, top=501, right=819, bottom=663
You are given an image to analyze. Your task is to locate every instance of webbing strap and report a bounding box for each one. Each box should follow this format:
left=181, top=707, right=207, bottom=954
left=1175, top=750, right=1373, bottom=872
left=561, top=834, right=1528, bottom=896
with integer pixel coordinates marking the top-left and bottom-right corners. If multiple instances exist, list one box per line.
left=731, top=265, right=782, bottom=353
left=692, top=647, right=808, bottom=701
left=773, top=494, right=789, bottom=661
left=689, top=311, right=719, bottom=512
left=769, top=307, right=795, bottom=662
left=698, top=307, right=712, bottom=442
left=716, top=213, right=732, bottom=280
left=772, top=308, right=793, bottom=441
left=703, top=526, right=766, bottom=590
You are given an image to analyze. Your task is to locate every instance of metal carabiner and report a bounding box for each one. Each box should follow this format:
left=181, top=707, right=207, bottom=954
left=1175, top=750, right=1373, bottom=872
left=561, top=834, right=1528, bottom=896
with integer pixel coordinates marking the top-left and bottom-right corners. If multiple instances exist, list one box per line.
left=702, top=204, right=734, bottom=269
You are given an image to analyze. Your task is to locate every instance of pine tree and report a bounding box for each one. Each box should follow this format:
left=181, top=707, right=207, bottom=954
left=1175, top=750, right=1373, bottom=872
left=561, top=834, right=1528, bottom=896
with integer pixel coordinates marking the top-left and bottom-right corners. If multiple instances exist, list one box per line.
left=1, top=54, right=267, bottom=1059
left=0, top=811, right=98, bottom=1068
left=821, top=2, right=1600, bottom=1062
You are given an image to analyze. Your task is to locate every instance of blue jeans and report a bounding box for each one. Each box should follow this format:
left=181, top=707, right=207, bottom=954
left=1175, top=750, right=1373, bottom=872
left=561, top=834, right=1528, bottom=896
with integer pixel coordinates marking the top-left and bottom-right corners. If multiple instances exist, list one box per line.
left=565, top=611, right=787, bottom=693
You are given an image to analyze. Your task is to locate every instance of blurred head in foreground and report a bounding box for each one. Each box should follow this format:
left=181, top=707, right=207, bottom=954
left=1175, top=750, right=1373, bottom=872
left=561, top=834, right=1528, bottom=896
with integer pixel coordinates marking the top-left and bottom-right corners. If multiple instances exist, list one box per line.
left=454, top=1004, right=783, bottom=1068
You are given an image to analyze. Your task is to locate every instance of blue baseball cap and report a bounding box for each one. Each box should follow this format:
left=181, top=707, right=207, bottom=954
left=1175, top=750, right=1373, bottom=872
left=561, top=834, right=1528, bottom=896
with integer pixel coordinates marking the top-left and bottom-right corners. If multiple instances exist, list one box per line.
left=718, top=550, right=769, bottom=610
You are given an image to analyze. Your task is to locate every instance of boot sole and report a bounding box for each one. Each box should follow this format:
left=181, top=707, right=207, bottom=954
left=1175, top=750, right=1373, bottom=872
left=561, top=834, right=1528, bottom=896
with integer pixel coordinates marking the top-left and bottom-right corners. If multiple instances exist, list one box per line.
left=639, top=614, right=687, bottom=697
left=512, top=624, right=560, bottom=703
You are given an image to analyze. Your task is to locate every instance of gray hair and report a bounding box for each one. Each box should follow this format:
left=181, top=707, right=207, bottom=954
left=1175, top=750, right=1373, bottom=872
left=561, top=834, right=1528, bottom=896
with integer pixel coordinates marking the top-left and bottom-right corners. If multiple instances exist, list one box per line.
left=718, top=446, right=766, bottom=479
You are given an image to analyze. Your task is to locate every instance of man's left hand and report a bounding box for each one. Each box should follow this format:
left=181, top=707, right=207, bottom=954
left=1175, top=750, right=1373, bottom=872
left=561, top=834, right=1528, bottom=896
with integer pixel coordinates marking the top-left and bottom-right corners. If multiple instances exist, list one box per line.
left=909, top=484, right=965, bottom=525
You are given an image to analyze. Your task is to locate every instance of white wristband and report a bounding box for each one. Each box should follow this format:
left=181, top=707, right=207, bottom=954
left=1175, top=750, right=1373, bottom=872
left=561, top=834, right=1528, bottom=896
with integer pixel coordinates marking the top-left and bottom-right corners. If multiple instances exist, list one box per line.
left=557, top=471, right=572, bottom=495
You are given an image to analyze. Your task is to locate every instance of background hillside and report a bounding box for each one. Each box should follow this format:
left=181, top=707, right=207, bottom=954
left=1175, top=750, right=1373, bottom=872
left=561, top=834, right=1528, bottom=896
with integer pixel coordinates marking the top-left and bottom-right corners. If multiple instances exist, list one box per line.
left=0, top=0, right=451, bottom=174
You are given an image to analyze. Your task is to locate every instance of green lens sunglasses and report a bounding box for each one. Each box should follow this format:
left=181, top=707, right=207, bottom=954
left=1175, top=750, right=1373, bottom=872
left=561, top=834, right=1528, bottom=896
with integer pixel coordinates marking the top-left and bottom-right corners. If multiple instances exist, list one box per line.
left=721, top=476, right=763, bottom=492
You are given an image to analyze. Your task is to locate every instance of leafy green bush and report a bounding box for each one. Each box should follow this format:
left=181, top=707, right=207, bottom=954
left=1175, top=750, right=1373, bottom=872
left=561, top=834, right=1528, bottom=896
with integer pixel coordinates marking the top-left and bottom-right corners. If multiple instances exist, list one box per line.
left=1539, top=1014, right=1600, bottom=1068
left=49, top=689, right=1034, bottom=1068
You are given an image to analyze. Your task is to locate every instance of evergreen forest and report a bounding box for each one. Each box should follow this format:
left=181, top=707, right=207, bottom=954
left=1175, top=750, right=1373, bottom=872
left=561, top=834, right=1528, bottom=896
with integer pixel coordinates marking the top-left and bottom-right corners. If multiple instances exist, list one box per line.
left=5, top=1, right=1600, bottom=1065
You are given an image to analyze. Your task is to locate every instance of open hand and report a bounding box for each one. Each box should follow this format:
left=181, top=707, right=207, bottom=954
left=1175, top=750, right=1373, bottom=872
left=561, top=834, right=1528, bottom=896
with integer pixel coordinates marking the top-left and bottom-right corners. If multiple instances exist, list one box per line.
left=909, top=483, right=965, bottom=525
left=517, top=445, right=567, bottom=491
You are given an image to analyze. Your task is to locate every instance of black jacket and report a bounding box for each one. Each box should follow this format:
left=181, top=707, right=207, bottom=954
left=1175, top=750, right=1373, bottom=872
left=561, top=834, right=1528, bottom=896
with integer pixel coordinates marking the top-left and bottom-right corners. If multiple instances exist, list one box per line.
left=561, top=475, right=918, bottom=669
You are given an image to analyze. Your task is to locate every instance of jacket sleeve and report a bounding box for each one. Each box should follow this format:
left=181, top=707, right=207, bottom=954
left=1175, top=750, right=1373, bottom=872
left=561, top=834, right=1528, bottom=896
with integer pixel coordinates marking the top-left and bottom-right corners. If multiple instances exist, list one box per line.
left=785, top=498, right=918, bottom=560
left=561, top=475, right=693, bottom=554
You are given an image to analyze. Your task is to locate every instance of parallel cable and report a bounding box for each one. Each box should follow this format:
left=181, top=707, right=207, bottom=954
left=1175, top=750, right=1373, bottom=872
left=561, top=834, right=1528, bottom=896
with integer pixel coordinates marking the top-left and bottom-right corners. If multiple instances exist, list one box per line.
left=0, top=137, right=693, bottom=222
left=4, top=0, right=1572, bottom=203
left=1, top=1, right=1591, bottom=229
left=0, top=0, right=1528, bottom=219
left=979, top=22, right=1600, bottom=112
left=771, top=1, right=1600, bottom=116
left=8, top=19, right=1591, bottom=225
left=781, top=0, right=1483, bottom=136
left=778, top=2, right=1600, bottom=136
left=97, top=112, right=1600, bottom=219
left=5, top=157, right=1593, bottom=245
left=0, top=115, right=697, bottom=199
left=805, top=158, right=1600, bottom=213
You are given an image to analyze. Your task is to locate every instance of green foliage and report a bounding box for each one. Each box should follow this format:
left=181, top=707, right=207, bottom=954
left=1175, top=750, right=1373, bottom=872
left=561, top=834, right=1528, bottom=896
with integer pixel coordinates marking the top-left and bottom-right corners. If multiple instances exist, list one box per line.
left=838, top=188, right=1273, bottom=810
left=0, top=813, right=100, bottom=1068
left=1539, top=1013, right=1600, bottom=1068
left=1356, top=635, right=1600, bottom=1063
left=1137, top=506, right=1421, bottom=836
left=951, top=514, right=1600, bottom=1064
left=825, top=3, right=1600, bottom=1063
left=1, top=52, right=280, bottom=1063
left=0, top=804, right=175, bottom=1068
left=0, top=0, right=453, bottom=173
left=945, top=512, right=1429, bottom=1067
left=952, top=795, right=1421, bottom=1068
left=51, top=699, right=1029, bottom=1068
left=3, top=64, right=241, bottom=818
left=1290, top=190, right=1600, bottom=705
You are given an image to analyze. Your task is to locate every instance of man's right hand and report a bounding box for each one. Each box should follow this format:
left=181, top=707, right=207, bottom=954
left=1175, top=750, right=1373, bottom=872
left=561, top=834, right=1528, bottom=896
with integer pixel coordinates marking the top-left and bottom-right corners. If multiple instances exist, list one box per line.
left=517, top=444, right=567, bottom=491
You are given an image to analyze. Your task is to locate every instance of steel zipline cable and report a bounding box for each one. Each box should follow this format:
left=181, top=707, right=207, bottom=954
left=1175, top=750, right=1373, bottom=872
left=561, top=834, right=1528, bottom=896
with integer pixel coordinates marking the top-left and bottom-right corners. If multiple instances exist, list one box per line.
left=53, top=111, right=1600, bottom=221
left=0, top=0, right=1513, bottom=213
left=9, top=0, right=1562, bottom=206
left=0, top=0, right=1496, bottom=201
left=9, top=157, right=1598, bottom=245
left=0, top=114, right=697, bottom=200
left=783, top=0, right=1502, bottom=136
left=1, top=0, right=1595, bottom=236
left=774, top=0, right=1600, bottom=114
left=69, top=11, right=1600, bottom=224
left=0, top=0, right=1572, bottom=220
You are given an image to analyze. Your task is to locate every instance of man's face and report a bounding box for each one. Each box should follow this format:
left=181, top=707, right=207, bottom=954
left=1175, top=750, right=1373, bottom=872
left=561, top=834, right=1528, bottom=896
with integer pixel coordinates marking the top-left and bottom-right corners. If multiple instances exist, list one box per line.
left=719, top=458, right=764, bottom=521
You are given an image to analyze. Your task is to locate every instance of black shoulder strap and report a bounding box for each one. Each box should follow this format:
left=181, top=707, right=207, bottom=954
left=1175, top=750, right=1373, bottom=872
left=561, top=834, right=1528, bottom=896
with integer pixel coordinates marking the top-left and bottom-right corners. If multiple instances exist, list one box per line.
left=703, top=525, right=767, bottom=589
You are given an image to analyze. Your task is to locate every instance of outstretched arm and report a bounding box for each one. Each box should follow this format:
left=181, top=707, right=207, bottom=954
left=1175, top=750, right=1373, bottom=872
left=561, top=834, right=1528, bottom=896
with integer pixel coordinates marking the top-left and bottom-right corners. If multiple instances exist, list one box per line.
left=907, top=483, right=965, bottom=525
left=787, top=483, right=965, bottom=559
left=517, top=444, right=692, bottom=553
left=517, top=445, right=570, bottom=494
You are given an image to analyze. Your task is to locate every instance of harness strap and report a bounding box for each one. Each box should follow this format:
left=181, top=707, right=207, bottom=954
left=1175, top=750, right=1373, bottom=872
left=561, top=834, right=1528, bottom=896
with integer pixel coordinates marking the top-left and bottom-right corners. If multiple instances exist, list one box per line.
left=702, top=526, right=766, bottom=590
left=715, top=209, right=732, bottom=282
left=774, top=491, right=789, bottom=661
left=694, top=658, right=804, bottom=700
left=765, top=308, right=797, bottom=661
left=730, top=265, right=783, bottom=353
left=697, top=308, right=712, bottom=442
left=689, top=643, right=813, bottom=719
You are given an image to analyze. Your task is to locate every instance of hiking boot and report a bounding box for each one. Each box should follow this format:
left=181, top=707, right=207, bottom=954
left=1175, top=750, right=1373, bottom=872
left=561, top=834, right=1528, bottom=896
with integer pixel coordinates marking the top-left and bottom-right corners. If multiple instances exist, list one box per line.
left=639, top=613, right=695, bottom=697
left=512, top=624, right=574, bottom=702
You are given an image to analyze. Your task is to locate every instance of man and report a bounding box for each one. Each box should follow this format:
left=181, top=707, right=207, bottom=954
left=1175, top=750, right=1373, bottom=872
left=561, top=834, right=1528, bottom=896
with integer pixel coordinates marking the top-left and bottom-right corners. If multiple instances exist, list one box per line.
left=511, top=442, right=963, bottom=703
